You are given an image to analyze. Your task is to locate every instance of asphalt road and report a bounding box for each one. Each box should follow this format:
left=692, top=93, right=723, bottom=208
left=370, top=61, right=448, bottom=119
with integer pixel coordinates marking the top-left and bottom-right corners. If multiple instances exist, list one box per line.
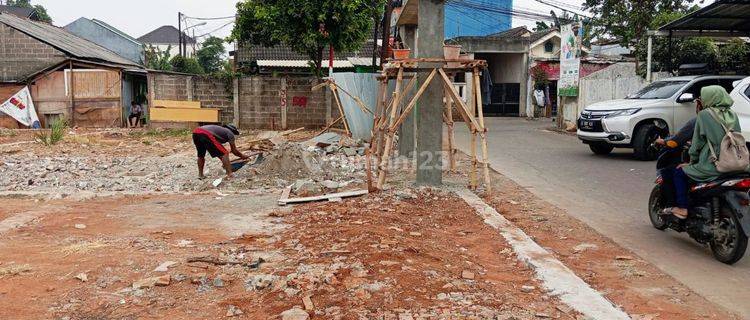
left=453, top=117, right=750, bottom=318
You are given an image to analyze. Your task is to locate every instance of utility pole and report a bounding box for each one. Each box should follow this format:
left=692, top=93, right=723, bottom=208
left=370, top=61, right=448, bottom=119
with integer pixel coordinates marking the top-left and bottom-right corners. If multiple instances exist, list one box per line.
left=416, top=0, right=445, bottom=185
left=380, top=0, right=393, bottom=68
left=372, top=0, right=380, bottom=70
left=178, top=12, right=183, bottom=57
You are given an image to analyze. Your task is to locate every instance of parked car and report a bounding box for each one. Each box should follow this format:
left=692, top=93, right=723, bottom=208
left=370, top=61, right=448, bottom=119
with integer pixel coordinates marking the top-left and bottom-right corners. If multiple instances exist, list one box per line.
left=577, top=75, right=745, bottom=160
left=731, top=76, right=750, bottom=140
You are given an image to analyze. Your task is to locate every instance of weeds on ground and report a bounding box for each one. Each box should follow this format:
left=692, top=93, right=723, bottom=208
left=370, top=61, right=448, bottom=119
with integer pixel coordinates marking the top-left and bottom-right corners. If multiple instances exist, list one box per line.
left=35, top=118, right=67, bottom=146
left=0, top=264, right=32, bottom=278
left=129, top=128, right=191, bottom=138
left=0, top=128, right=17, bottom=137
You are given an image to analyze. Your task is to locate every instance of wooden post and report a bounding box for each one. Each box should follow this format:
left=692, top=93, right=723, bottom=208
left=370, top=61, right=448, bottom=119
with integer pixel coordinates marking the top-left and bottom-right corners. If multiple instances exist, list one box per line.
left=233, top=78, right=240, bottom=127
left=371, top=79, right=386, bottom=154
left=470, top=131, right=478, bottom=190
left=377, top=67, right=404, bottom=189
left=474, top=67, right=492, bottom=194
left=331, top=85, right=350, bottom=136
left=69, top=61, right=75, bottom=126
left=445, top=92, right=456, bottom=172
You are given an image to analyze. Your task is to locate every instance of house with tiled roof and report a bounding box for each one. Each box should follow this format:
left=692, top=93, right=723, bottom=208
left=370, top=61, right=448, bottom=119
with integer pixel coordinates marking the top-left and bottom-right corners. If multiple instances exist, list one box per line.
left=138, top=26, right=195, bottom=58
left=0, top=4, right=40, bottom=21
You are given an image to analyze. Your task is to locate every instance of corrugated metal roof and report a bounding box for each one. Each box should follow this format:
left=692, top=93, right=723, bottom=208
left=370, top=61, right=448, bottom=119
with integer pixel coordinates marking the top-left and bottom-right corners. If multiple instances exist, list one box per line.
left=660, top=0, right=750, bottom=33
left=257, top=60, right=354, bottom=68
left=237, top=40, right=379, bottom=64
left=0, top=13, right=139, bottom=67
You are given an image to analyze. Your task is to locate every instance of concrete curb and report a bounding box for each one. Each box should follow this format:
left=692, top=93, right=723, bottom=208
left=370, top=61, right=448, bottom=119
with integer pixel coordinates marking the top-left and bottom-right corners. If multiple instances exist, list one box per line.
left=456, top=188, right=631, bottom=320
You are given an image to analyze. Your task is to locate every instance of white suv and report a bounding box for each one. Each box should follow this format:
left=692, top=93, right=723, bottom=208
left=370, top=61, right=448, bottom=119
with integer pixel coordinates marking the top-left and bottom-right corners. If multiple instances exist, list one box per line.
left=577, top=75, right=744, bottom=160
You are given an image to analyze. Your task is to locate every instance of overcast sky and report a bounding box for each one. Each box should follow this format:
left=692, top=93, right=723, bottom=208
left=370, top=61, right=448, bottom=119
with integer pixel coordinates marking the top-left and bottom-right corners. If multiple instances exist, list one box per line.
left=34, top=0, right=588, bottom=42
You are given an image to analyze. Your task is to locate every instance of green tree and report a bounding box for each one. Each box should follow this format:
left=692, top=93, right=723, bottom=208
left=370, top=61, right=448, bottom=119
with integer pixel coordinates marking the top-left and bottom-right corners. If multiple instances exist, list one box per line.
left=144, top=45, right=173, bottom=71
left=533, top=21, right=550, bottom=32
left=718, top=39, right=750, bottom=74
left=232, top=0, right=384, bottom=76
left=170, top=56, right=205, bottom=75
left=6, top=0, right=52, bottom=23
left=196, top=36, right=226, bottom=74
left=583, top=0, right=687, bottom=66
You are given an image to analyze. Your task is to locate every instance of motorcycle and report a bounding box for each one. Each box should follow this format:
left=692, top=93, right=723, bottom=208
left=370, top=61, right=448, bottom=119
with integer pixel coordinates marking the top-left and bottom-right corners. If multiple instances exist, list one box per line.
left=648, top=144, right=750, bottom=264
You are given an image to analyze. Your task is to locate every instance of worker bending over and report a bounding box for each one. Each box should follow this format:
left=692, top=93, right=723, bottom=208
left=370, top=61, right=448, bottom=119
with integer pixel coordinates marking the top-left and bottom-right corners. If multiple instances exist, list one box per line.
left=192, top=124, right=249, bottom=179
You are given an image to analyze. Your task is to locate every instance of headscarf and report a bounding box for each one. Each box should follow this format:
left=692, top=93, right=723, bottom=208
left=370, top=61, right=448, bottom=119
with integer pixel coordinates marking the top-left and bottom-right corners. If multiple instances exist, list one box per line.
left=700, top=85, right=736, bottom=125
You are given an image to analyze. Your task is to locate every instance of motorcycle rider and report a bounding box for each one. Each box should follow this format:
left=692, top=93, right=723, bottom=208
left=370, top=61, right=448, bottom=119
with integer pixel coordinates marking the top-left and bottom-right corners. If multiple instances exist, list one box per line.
left=664, top=85, right=739, bottom=219
left=654, top=97, right=704, bottom=209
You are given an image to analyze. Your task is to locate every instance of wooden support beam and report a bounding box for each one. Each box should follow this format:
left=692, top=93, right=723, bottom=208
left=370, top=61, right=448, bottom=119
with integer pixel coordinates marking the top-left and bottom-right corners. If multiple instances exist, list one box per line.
left=389, top=69, right=437, bottom=132
left=473, top=67, right=492, bottom=193
left=317, top=116, right=343, bottom=136
left=331, top=85, right=350, bottom=136
left=445, top=94, right=456, bottom=172
left=437, top=68, right=480, bottom=132
left=376, top=67, right=404, bottom=189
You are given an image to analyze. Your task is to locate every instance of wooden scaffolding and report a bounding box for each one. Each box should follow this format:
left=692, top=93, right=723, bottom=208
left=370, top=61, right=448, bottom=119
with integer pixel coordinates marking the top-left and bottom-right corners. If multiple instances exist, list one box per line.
left=367, top=58, right=492, bottom=192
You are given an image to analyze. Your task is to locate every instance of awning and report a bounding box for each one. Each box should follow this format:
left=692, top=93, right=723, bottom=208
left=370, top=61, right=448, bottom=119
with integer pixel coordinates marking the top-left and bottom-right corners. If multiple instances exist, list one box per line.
left=654, top=0, right=750, bottom=37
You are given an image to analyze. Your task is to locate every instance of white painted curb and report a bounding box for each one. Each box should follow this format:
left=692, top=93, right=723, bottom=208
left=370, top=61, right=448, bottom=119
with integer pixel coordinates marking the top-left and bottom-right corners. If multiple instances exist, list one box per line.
left=456, top=188, right=631, bottom=320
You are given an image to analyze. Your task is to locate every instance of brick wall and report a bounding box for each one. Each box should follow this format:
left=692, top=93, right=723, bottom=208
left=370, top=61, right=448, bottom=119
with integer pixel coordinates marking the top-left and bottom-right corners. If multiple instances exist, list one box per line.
left=0, top=23, right=66, bottom=82
left=150, top=72, right=335, bottom=130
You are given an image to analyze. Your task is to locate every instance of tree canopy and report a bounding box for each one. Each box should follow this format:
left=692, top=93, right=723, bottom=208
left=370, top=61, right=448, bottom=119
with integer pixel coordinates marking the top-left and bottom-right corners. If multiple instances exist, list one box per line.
left=196, top=36, right=226, bottom=74
left=231, top=0, right=384, bottom=75
left=6, top=0, right=52, bottom=23
left=583, top=0, right=685, bottom=47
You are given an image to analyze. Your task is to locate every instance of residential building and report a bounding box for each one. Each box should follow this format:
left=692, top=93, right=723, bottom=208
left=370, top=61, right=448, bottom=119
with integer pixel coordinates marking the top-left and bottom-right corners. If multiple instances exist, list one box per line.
left=138, top=26, right=195, bottom=58
left=0, top=12, right=145, bottom=128
left=0, top=4, right=40, bottom=21
left=64, top=17, right=144, bottom=64
left=445, top=0, right=513, bottom=39
left=451, top=26, right=608, bottom=117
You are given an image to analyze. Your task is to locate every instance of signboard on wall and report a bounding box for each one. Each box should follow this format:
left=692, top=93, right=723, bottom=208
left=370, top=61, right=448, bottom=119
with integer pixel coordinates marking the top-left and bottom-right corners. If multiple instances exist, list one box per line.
left=0, top=87, right=41, bottom=128
left=559, top=22, right=583, bottom=97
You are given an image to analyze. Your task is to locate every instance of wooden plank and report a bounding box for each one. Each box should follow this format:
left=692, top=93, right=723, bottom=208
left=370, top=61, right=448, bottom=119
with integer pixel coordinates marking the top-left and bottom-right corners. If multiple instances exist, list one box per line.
left=278, top=190, right=369, bottom=205
left=277, top=185, right=293, bottom=206
left=438, top=69, right=480, bottom=132
left=150, top=107, right=219, bottom=122
left=377, top=67, right=404, bottom=189
left=390, top=69, right=437, bottom=131
left=153, top=100, right=202, bottom=109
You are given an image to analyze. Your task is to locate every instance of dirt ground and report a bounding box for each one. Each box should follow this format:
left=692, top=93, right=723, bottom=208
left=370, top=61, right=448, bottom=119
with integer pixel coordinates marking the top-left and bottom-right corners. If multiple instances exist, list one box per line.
left=444, top=154, right=738, bottom=320
left=0, top=128, right=739, bottom=319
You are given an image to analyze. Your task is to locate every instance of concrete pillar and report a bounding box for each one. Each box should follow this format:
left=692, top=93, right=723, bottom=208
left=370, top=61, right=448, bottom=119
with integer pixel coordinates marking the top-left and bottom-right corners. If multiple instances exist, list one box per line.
left=398, top=25, right=418, bottom=158
left=520, top=51, right=530, bottom=118
left=233, top=78, right=240, bottom=127
left=186, top=76, right=194, bottom=101
left=416, top=0, right=445, bottom=186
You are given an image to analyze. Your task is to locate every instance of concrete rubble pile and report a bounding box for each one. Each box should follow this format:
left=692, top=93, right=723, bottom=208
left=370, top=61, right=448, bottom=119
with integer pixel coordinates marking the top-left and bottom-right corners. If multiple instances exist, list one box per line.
left=0, top=131, right=367, bottom=196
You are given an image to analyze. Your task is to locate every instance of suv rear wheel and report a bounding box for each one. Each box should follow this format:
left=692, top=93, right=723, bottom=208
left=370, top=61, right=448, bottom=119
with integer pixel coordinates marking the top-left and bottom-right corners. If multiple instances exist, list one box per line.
left=589, top=142, right=614, bottom=155
left=633, top=123, right=661, bottom=161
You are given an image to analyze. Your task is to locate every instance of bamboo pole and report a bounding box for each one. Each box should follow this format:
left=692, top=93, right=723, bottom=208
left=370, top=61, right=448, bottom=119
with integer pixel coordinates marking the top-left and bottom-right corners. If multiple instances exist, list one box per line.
left=376, top=67, right=404, bottom=189
left=371, top=79, right=387, bottom=155
left=318, top=116, right=343, bottom=136
left=330, top=85, right=350, bottom=136
left=390, top=69, right=437, bottom=131
left=470, top=130, right=478, bottom=190
left=437, top=69, right=480, bottom=131
left=474, top=67, right=492, bottom=193
left=445, top=92, right=456, bottom=172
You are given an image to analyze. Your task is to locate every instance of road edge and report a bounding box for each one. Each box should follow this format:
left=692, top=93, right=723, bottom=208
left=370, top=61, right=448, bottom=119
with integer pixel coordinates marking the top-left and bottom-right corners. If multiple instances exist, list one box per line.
left=455, top=188, right=632, bottom=320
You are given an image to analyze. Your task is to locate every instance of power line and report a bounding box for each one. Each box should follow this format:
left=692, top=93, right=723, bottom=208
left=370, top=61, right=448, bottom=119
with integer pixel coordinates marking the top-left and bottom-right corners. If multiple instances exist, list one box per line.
left=182, top=15, right=235, bottom=21
left=194, top=21, right=234, bottom=39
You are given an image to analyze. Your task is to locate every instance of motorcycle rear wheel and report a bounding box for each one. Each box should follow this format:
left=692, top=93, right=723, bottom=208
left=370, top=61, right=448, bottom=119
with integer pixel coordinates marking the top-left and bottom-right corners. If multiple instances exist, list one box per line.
left=710, top=205, right=748, bottom=265
left=648, top=186, right=668, bottom=230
